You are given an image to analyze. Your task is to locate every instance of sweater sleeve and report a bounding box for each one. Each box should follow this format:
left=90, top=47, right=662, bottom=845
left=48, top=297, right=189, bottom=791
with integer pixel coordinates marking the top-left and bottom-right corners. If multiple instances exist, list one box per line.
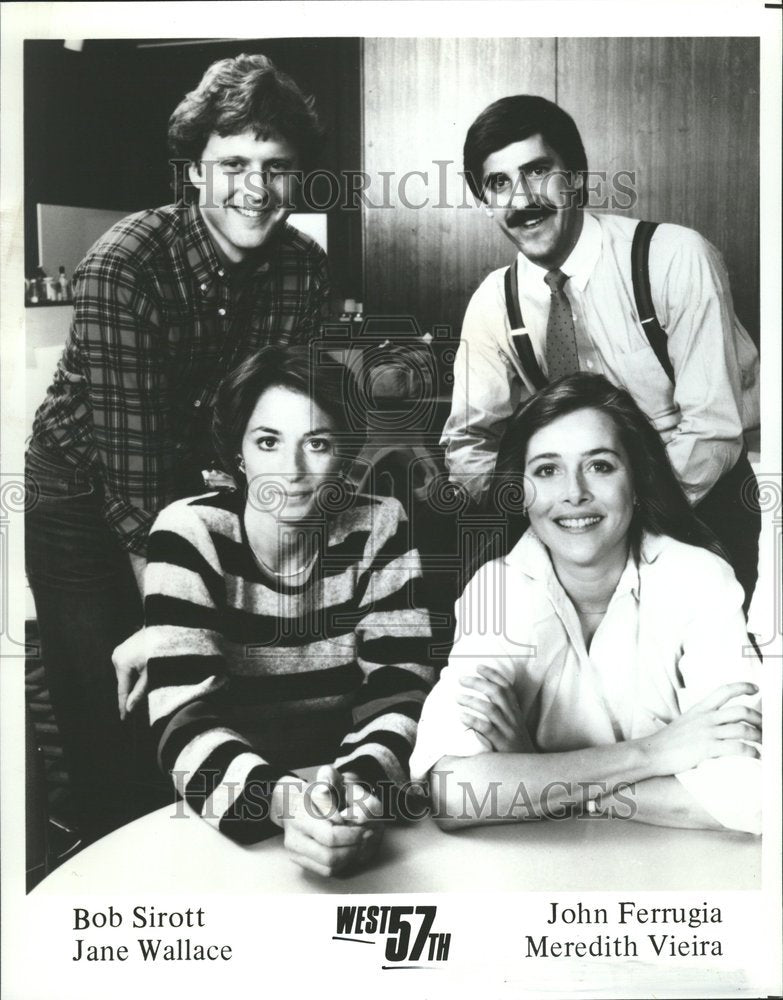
left=331, top=498, right=436, bottom=790
left=145, top=501, right=296, bottom=844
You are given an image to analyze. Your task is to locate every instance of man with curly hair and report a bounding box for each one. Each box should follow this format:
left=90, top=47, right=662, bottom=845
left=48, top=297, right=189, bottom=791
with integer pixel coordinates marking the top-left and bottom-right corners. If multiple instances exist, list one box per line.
left=26, top=54, right=330, bottom=845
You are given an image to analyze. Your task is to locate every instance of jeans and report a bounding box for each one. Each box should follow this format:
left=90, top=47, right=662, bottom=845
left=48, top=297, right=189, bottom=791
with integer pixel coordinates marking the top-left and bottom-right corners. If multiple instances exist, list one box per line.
left=25, top=442, right=171, bottom=844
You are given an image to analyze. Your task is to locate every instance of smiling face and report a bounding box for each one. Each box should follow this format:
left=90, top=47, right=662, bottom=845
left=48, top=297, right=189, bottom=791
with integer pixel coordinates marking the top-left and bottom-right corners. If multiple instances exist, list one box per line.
left=189, top=130, right=299, bottom=265
left=524, top=407, right=635, bottom=572
left=482, top=133, right=583, bottom=270
left=240, top=385, right=341, bottom=520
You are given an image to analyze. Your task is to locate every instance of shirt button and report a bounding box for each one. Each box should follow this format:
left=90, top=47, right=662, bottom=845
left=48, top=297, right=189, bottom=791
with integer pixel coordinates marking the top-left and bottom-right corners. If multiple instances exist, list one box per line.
left=193, top=400, right=202, bottom=408
left=217, top=269, right=225, bottom=278
left=200, top=283, right=207, bottom=292
left=218, top=307, right=227, bottom=316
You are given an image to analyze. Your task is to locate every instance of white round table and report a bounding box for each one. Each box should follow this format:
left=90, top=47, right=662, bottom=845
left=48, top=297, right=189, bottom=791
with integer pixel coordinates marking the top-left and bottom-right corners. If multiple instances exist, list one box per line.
left=37, top=802, right=761, bottom=894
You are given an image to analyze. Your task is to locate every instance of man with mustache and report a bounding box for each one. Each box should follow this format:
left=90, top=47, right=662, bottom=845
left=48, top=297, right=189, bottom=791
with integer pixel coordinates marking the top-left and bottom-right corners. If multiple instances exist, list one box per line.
left=25, top=53, right=329, bottom=845
left=441, top=95, right=760, bottom=610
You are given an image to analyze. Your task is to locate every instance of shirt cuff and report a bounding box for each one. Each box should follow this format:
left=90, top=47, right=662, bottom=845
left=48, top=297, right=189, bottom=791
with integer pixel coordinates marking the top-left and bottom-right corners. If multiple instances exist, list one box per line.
left=101, top=497, right=155, bottom=555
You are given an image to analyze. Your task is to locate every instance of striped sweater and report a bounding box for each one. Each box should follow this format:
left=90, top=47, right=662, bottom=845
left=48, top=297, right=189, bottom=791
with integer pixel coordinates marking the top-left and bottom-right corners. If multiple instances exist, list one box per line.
left=145, top=489, right=434, bottom=844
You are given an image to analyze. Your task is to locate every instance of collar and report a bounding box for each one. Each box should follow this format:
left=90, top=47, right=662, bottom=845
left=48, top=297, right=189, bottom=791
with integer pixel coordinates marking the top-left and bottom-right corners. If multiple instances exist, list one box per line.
left=183, top=203, right=225, bottom=289
left=504, top=526, right=666, bottom=603
left=516, top=210, right=602, bottom=294
left=183, top=202, right=287, bottom=289
left=559, top=211, right=602, bottom=291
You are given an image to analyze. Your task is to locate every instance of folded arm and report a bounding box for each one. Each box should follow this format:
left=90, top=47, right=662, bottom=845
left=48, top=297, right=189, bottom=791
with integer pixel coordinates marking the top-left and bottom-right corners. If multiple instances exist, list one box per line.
left=413, top=553, right=761, bottom=834
left=431, top=679, right=759, bottom=830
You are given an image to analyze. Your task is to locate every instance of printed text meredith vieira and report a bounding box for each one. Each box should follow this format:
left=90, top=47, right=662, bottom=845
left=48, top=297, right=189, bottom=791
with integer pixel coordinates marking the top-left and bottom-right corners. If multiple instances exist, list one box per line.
left=527, top=900, right=726, bottom=958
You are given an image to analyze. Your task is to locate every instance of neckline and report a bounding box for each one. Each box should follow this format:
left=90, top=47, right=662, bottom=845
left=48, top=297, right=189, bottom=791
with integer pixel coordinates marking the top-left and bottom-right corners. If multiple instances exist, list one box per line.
left=240, top=508, right=321, bottom=592
left=248, top=540, right=319, bottom=582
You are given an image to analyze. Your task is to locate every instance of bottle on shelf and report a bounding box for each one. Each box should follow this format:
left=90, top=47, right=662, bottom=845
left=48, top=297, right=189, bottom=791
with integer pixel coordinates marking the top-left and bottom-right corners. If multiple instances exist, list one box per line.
left=353, top=302, right=364, bottom=336
left=57, top=265, right=71, bottom=303
left=34, top=266, right=48, bottom=303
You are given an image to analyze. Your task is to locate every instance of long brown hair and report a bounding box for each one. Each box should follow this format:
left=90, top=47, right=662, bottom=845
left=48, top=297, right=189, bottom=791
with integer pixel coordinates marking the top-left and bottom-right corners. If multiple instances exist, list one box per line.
left=495, top=372, right=727, bottom=561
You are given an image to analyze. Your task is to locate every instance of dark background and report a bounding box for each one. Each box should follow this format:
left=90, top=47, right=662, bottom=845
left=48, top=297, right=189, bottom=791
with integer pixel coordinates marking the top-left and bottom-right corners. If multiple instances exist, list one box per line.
left=24, top=37, right=760, bottom=343
left=24, top=37, right=362, bottom=303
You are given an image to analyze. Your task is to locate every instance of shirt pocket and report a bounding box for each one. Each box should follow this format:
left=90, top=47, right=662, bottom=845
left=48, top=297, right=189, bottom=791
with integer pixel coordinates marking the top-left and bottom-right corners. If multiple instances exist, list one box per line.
left=613, top=342, right=676, bottom=424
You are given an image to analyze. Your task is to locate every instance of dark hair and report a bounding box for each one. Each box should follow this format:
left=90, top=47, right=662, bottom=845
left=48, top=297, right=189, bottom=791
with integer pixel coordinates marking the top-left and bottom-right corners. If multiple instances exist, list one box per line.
left=168, top=53, right=324, bottom=169
left=213, top=345, right=366, bottom=486
left=463, top=95, right=587, bottom=203
left=495, top=372, right=727, bottom=562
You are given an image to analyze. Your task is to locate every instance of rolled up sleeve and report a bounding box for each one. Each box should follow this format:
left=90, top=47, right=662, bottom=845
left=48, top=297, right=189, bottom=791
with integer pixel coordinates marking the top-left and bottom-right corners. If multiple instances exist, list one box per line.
left=672, top=554, right=762, bottom=833
left=654, top=229, right=746, bottom=503
left=441, top=280, right=525, bottom=504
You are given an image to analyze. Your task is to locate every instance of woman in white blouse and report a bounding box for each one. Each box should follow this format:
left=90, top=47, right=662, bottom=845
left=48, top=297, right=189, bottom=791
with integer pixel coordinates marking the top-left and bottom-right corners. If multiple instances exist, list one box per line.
left=410, top=372, right=761, bottom=834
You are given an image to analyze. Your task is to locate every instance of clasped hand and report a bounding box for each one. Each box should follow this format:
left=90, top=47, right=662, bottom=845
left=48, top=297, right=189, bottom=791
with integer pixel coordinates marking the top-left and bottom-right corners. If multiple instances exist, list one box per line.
left=271, top=766, right=386, bottom=877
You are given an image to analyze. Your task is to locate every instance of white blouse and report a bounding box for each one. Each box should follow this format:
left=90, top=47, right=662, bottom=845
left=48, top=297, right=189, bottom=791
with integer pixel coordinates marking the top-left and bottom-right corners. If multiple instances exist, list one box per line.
left=410, top=530, right=761, bottom=834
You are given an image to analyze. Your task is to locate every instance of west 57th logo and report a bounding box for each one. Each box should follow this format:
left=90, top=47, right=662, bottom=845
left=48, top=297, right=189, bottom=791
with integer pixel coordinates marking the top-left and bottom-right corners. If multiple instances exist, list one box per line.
left=334, top=905, right=451, bottom=968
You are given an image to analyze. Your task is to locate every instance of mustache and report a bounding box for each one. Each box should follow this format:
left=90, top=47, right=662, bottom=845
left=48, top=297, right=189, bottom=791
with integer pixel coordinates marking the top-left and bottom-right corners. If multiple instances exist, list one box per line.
left=505, top=204, right=557, bottom=227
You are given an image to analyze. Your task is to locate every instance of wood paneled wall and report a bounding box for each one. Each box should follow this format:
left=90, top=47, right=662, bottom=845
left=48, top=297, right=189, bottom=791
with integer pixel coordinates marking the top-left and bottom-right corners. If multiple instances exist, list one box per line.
left=362, top=37, right=759, bottom=341
left=362, top=37, right=556, bottom=336
left=558, top=37, right=759, bottom=340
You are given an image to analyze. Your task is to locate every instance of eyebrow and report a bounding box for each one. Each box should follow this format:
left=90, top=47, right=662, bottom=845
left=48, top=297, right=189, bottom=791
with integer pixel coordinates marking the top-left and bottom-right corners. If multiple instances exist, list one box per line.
left=248, top=426, right=334, bottom=436
left=526, top=448, right=622, bottom=464
left=216, top=156, right=295, bottom=166
left=484, top=156, right=554, bottom=185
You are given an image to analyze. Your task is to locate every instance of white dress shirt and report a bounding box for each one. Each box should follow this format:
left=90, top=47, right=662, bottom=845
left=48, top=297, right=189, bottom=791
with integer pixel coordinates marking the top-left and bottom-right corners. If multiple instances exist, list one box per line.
left=409, top=530, right=762, bottom=834
left=442, top=213, right=760, bottom=504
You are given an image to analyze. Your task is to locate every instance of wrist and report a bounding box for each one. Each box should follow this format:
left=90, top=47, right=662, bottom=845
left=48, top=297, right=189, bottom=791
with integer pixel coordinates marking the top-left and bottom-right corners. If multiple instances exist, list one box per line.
left=129, top=552, right=147, bottom=596
left=270, top=776, right=305, bottom=828
left=338, top=769, right=374, bottom=795
left=627, top=736, right=658, bottom=782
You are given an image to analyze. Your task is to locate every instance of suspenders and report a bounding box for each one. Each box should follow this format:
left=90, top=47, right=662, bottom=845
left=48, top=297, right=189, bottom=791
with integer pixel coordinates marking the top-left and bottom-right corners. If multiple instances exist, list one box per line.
left=504, top=220, right=675, bottom=387
left=630, top=221, right=675, bottom=383
left=503, top=264, right=548, bottom=390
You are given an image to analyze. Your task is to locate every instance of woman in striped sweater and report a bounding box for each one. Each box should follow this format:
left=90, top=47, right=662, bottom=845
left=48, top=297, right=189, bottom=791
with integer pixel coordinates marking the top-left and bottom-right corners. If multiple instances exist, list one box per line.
left=129, top=346, right=434, bottom=875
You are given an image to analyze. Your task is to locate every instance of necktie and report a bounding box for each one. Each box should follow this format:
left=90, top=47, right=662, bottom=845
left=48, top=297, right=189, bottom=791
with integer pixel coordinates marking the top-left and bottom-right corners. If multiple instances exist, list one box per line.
left=544, top=269, right=579, bottom=381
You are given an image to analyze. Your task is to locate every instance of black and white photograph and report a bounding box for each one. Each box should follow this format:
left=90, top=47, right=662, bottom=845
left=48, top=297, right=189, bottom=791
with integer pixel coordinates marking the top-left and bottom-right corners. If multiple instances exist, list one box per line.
left=1, top=3, right=781, bottom=998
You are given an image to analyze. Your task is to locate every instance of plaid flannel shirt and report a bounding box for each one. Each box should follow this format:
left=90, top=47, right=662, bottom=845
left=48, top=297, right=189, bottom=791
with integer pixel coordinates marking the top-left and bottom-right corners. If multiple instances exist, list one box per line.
left=30, top=203, right=330, bottom=555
